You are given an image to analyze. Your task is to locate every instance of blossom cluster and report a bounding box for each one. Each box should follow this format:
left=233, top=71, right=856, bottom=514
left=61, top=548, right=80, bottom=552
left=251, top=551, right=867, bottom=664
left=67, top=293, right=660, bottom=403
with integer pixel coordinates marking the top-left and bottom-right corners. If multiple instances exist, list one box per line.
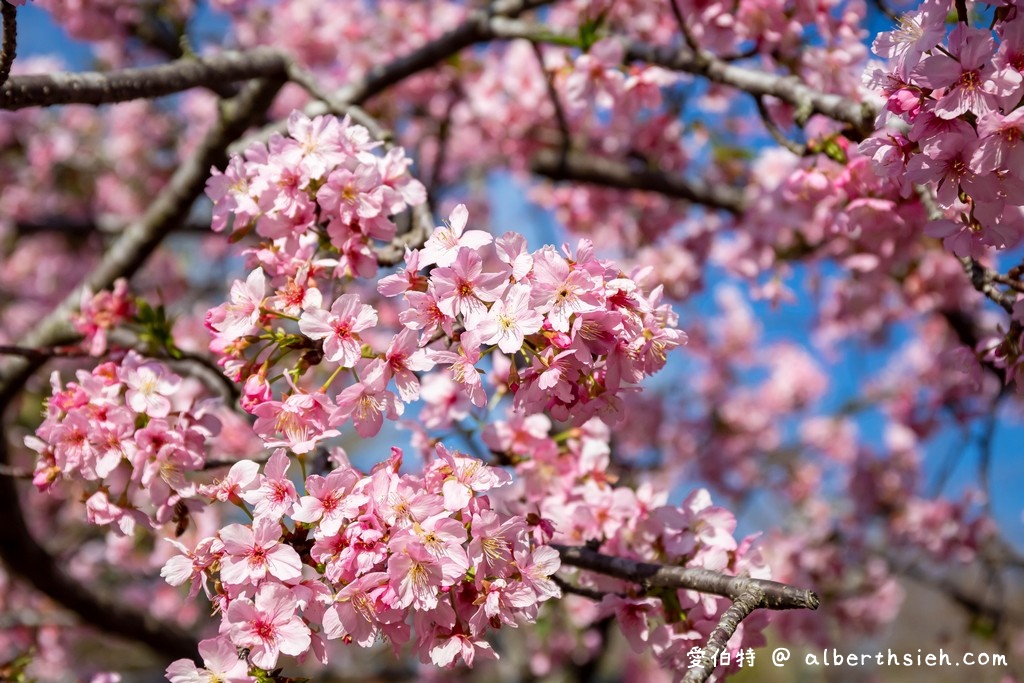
left=25, top=351, right=221, bottom=535
left=206, top=110, right=426, bottom=279
left=205, top=113, right=685, bottom=455
left=863, top=1, right=1024, bottom=256
left=485, top=416, right=770, bottom=678
left=162, top=445, right=561, bottom=677
left=71, top=277, right=135, bottom=356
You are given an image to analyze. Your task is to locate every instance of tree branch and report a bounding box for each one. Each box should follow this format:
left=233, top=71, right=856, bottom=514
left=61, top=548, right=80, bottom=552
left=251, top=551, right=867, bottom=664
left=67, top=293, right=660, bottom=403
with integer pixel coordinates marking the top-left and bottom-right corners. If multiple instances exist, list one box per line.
left=916, top=185, right=1018, bottom=314
left=959, top=256, right=1017, bottom=313
left=530, top=41, right=572, bottom=173
left=754, top=94, right=808, bottom=156
left=240, top=0, right=556, bottom=149
left=531, top=150, right=746, bottom=215
left=552, top=573, right=617, bottom=601
left=12, top=216, right=211, bottom=237
left=0, top=47, right=288, bottom=110
left=552, top=544, right=819, bottom=610
left=681, top=589, right=762, bottom=683
left=0, top=0, right=16, bottom=90
left=486, top=18, right=876, bottom=137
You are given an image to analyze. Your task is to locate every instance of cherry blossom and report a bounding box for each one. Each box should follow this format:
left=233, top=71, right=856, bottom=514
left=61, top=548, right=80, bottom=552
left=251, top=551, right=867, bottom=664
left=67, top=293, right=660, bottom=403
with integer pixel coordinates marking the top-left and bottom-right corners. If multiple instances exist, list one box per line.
left=225, top=583, right=312, bottom=671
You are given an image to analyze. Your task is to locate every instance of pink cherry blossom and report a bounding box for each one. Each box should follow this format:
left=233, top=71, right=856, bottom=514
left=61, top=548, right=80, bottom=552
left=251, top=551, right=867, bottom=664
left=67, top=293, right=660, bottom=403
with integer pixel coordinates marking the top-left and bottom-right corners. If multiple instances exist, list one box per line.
left=210, top=268, right=266, bottom=341
left=431, top=247, right=508, bottom=327
left=252, top=392, right=339, bottom=454
left=529, top=247, right=603, bottom=332
left=292, top=468, right=366, bottom=534
left=219, top=516, right=304, bottom=585
left=419, top=204, right=493, bottom=268
left=429, top=330, right=487, bottom=408
left=383, top=327, right=435, bottom=402
left=166, top=637, right=253, bottom=683
left=478, top=282, right=543, bottom=353
left=298, top=293, right=378, bottom=367
left=914, top=25, right=999, bottom=119
left=332, top=359, right=404, bottom=438
left=241, top=450, right=299, bottom=520
left=226, top=583, right=311, bottom=671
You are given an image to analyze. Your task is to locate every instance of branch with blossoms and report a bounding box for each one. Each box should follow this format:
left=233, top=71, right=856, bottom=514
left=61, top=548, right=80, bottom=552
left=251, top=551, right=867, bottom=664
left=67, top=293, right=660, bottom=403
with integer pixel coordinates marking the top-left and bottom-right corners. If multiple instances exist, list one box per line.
left=484, top=17, right=876, bottom=136
left=237, top=0, right=557, bottom=149
left=0, top=77, right=283, bottom=407
left=553, top=545, right=818, bottom=683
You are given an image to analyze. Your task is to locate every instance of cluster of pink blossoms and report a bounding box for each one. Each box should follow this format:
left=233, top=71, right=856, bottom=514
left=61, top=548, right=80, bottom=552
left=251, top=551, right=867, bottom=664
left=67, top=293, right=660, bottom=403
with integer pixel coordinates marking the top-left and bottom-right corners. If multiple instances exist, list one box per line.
left=206, top=110, right=426, bottom=280
left=25, top=351, right=221, bottom=534
left=863, top=1, right=1024, bottom=256
left=162, top=445, right=561, bottom=677
left=485, top=416, right=770, bottom=678
left=205, top=113, right=685, bottom=454
left=71, top=277, right=135, bottom=356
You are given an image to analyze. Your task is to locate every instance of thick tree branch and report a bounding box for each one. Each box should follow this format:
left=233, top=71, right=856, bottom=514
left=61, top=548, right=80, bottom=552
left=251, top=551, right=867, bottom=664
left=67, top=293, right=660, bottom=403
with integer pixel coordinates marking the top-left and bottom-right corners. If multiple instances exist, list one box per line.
left=0, top=1, right=16, bottom=89
left=0, top=47, right=288, bottom=110
left=531, top=150, right=746, bottom=215
left=552, top=544, right=819, bottom=610
left=682, top=589, right=762, bottom=683
left=12, top=216, right=211, bottom=237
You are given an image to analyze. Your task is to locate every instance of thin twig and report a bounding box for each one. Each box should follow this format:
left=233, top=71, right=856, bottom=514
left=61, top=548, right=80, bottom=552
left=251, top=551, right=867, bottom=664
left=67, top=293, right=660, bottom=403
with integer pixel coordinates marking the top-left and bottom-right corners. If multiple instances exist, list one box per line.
left=239, top=0, right=557, bottom=149
left=531, top=149, right=746, bottom=214
left=551, top=574, right=614, bottom=601
left=956, top=0, right=969, bottom=25
left=14, top=216, right=211, bottom=237
left=681, top=589, right=762, bottom=683
left=0, top=344, right=87, bottom=361
left=871, top=0, right=900, bottom=23
left=0, top=0, right=17, bottom=89
left=668, top=0, right=703, bottom=57
left=0, top=463, right=31, bottom=478
left=285, top=62, right=394, bottom=143
left=427, top=91, right=459, bottom=202
left=976, top=388, right=1007, bottom=517
left=530, top=41, right=572, bottom=172
left=754, top=94, right=807, bottom=156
